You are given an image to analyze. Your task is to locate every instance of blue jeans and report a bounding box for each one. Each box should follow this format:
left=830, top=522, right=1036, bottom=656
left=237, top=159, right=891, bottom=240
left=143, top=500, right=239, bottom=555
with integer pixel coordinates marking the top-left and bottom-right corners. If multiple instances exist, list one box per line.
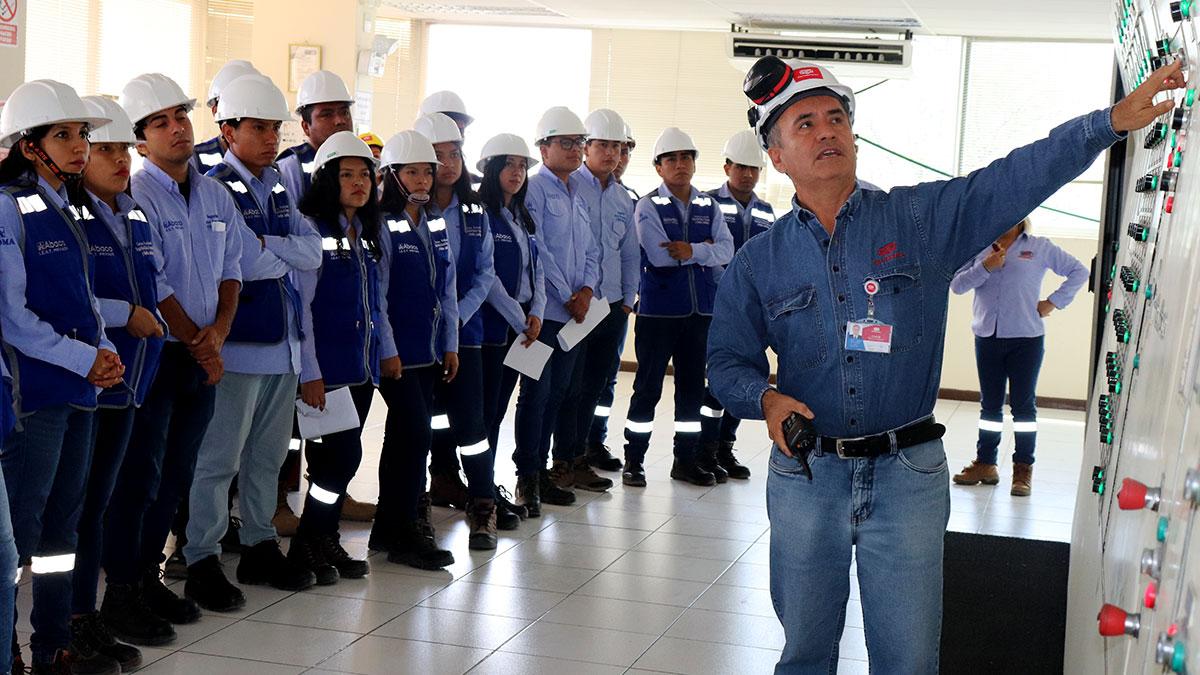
left=766, top=438, right=949, bottom=674
left=974, top=336, right=1044, bottom=465
left=74, top=406, right=136, bottom=614
left=2, top=405, right=95, bottom=665
left=513, top=320, right=580, bottom=476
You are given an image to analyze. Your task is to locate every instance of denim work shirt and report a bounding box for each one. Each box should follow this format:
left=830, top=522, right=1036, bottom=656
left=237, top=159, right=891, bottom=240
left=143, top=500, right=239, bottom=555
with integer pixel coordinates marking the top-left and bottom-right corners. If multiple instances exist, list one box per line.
left=524, top=166, right=600, bottom=324
left=950, top=232, right=1089, bottom=339
left=573, top=165, right=639, bottom=308
left=707, top=108, right=1122, bottom=439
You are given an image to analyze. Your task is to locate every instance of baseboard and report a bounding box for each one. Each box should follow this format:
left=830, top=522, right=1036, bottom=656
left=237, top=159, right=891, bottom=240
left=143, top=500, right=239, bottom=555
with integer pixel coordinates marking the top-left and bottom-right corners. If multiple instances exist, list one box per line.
left=618, top=361, right=1087, bottom=412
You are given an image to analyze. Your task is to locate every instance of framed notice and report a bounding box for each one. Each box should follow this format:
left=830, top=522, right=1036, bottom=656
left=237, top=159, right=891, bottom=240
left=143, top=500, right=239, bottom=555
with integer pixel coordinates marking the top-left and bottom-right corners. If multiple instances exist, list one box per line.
left=288, top=44, right=322, bottom=92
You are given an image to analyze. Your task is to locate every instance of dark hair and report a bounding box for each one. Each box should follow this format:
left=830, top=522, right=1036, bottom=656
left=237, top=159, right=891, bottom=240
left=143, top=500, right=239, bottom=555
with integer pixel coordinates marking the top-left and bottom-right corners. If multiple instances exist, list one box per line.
left=437, top=149, right=482, bottom=208
left=0, top=126, right=88, bottom=206
left=653, top=150, right=697, bottom=166
left=479, top=154, right=535, bottom=235
left=378, top=163, right=435, bottom=216
left=297, top=104, right=315, bottom=126
left=299, top=156, right=382, bottom=259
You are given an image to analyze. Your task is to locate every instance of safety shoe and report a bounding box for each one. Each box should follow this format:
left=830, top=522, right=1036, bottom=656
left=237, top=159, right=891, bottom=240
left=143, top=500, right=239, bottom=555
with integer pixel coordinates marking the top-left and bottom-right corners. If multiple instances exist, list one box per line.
left=1012, top=463, right=1034, bottom=497
left=494, top=484, right=524, bottom=529
left=69, top=613, right=140, bottom=673
left=697, top=442, right=729, bottom=484
left=98, top=582, right=176, bottom=646
left=163, top=550, right=187, bottom=581
left=548, top=460, right=575, bottom=490
left=287, top=535, right=339, bottom=586
left=141, top=567, right=200, bottom=625
left=237, top=540, right=316, bottom=591
left=386, top=520, right=455, bottom=570
left=585, top=442, right=623, bottom=471
left=468, top=498, right=498, bottom=551
left=952, top=460, right=1000, bottom=486
left=540, top=467, right=577, bottom=506
left=185, top=555, right=245, bottom=613
left=220, top=515, right=244, bottom=553
left=33, top=650, right=109, bottom=675
left=317, top=533, right=369, bottom=579
left=717, top=441, right=752, bottom=479
left=622, top=462, right=647, bottom=487
left=340, top=494, right=377, bottom=522
left=516, top=474, right=541, bottom=518
left=273, top=490, right=300, bottom=538
left=573, top=456, right=613, bottom=492
left=670, top=459, right=717, bottom=486
left=428, top=472, right=471, bottom=511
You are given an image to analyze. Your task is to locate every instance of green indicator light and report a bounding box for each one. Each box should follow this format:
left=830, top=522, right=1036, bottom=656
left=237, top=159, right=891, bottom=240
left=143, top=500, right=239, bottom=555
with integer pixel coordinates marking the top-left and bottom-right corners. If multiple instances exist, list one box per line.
left=1146, top=284, right=1154, bottom=299
left=1105, top=431, right=1114, bottom=444
left=1111, top=263, right=1117, bottom=278
left=1123, top=329, right=1131, bottom=343
left=1158, top=517, right=1169, bottom=542
left=1173, top=643, right=1186, bottom=672
left=1134, top=354, right=1141, bottom=369
left=1141, top=228, right=1149, bottom=241
left=1174, top=150, right=1183, bottom=165
left=1098, top=480, right=1107, bottom=494
left=1172, top=131, right=1179, bottom=147
left=1188, top=88, right=1197, bottom=106
left=1148, top=49, right=1154, bottom=60
left=1152, top=175, right=1160, bottom=190
left=1185, top=0, right=1194, bottom=18
left=1114, top=381, right=1122, bottom=394
left=1104, top=302, right=1110, bottom=314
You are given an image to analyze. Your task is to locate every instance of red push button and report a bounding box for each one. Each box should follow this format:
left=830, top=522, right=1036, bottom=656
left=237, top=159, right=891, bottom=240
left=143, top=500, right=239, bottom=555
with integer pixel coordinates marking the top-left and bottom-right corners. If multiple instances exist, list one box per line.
left=1119, top=479, right=1149, bottom=509
left=1099, top=604, right=1139, bottom=637
left=1166, top=195, right=1176, bottom=213
left=1145, top=582, right=1158, bottom=608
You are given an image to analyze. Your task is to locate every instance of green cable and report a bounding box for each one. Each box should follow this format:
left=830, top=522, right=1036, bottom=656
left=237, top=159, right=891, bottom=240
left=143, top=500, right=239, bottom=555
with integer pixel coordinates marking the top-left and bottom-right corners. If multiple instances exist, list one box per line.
left=855, top=135, right=1102, bottom=223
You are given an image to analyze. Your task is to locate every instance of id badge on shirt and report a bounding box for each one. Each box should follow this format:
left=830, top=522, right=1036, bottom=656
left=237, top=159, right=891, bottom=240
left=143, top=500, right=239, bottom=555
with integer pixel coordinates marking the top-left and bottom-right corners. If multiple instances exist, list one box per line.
left=845, top=279, right=894, bottom=354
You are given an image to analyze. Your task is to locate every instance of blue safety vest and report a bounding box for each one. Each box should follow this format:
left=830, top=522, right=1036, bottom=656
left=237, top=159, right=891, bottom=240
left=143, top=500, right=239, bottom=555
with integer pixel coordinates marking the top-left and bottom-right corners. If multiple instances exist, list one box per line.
left=311, top=218, right=383, bottom=387
left=193, top=136, right=224, bottom=174
left=84, top=201, right=164, bottom=408
left=208, top=163, right=293, bottom=343
left=481, top=207, right=538, bottom=346
left=451, top=202, right=487, bottom=347
left=384, top=211, right=453, bottom=367
left=0, top=184, right=102, bottom=413
left=277, top=142, right=317, bottom=194
left=639, top=193, right=718, bottom=318
left=708, top=190, right=775, bottom=252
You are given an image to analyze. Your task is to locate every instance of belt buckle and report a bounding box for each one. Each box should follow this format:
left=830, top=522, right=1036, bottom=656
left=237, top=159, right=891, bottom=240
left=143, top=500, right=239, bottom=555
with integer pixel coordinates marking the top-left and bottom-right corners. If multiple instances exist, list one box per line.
left=835, top=436, right=867, bottom=459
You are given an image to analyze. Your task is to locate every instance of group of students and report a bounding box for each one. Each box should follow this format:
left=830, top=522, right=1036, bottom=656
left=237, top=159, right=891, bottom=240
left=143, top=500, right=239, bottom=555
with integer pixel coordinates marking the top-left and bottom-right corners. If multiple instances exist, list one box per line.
left=0, top=59, right=778, bottom=675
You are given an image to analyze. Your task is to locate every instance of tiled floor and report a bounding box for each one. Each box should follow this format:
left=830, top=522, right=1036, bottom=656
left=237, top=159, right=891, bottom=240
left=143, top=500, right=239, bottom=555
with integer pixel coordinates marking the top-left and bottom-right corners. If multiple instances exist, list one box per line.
left=17, top=373, right=1086, bottom=673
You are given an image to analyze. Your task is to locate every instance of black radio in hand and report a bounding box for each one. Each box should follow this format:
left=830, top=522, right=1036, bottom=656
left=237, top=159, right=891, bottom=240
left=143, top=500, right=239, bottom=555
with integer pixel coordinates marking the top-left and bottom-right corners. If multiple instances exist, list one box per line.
left=782, top=412, right=816, bottom=480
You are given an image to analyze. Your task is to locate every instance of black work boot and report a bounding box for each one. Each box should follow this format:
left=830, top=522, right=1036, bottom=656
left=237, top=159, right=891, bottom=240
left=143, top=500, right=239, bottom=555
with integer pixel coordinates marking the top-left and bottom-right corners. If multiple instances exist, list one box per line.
left=516, top=474, right=541, bottom=518
left=141, top=567, right=200, bottom=624
left=717, top=441, right=752, bottom=479
left=98, top=582, right=176, bottom=646
left=585, top=441, right=623, bottom=471
left=493, top=484, right=523, bottom=530
left=317, top=533, right=369, bottom=579
left=622, top=461, right=647, bottom=487
left=386, top=520, right=455, bottom=570
left=670, top=458, right=717, bottom=486
left=697, top=442, right=728, bottom=484
left=539, top=468, right=577, bottom=506
left=184, top=555, right=245, bottom=613
left=467, top=498, right=498, bottom=551
left=34, top=649, right=113, bottom=675
left=237, top=540, right=316, bottom=591
left=69, top=613, right=140, bottom=673
left=287, top=535, right=339, bottom=586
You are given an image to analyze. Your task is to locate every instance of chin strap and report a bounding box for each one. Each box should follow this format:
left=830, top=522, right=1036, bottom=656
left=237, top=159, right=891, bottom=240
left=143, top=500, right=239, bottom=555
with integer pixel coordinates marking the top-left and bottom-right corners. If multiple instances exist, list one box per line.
left=389, top=168, right=431, bottom=206
left=22, top=137, right=83, bottom=188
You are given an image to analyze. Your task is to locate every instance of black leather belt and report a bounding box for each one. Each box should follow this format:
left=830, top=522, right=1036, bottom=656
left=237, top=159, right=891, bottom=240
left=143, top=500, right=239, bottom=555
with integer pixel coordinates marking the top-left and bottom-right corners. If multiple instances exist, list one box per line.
left=815, top=417, right=945, bottom=459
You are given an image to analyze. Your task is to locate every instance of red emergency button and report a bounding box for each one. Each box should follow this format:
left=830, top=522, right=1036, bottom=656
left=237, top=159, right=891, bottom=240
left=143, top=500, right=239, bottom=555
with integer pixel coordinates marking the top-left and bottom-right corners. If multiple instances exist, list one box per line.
left=1166, top=195, right=1176, bottom=213
left=1170, top=623, right=1180, bottom=637
left=1145, top=582, right=1158, bottom=609
left=1099, top=604, right=1140, bottom=637
left=1119, top=479, right=1149, bottom=509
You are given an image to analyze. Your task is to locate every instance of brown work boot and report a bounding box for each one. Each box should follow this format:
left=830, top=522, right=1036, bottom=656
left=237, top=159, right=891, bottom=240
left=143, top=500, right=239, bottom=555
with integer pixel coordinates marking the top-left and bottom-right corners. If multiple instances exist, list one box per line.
left=548, top=459, right=575, bottom=490
left=428, top=472, right=470, bottom=510
left=273, top=485, right=300, bottom=537
left=952, top=460, right=1000, bottom=486
left=572, top=456, right=613, bottom=492
left=467, top=498, right=498, bottom=551
left=340, top=494, right=377, bottom=522
left=1011, top=463, right=1033, bottom=497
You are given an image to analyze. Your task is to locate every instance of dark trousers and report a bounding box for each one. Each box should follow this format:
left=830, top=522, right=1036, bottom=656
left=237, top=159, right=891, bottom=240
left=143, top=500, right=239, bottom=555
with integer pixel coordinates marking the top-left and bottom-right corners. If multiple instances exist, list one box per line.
left=297, top=383, right=375, bottom=537
left=103, top=343, right=215, bottom=584
left=373, top=365, right=437, bottom=538
left=558, top=301, right=628, bottom=459
left=623, top=315, right=712, bottom=465
left=2, top=405, right=95, bottom=663
left=974, top=335, right=1044, bottom=465
left=482, top=339, right=520, bottom=458
left=700, top=389, right=742, bottom=445
left=73, top=406, right=136, bottom=614
left=428, top=347, right=494, bottom=498
left=513, top=320, right=580, bottom=476
left=587, top=312, right=629, bottom=446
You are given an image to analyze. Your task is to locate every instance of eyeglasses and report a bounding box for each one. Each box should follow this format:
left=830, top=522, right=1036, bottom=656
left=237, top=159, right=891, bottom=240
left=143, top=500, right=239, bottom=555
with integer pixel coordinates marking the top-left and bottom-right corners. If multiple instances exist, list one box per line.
left=547, top=137, right=586, bottom=151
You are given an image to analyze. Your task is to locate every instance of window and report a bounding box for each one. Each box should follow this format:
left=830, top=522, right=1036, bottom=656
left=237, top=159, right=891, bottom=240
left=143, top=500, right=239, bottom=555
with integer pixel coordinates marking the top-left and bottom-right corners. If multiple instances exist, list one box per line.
left=368, top=17, right=422, bottom=140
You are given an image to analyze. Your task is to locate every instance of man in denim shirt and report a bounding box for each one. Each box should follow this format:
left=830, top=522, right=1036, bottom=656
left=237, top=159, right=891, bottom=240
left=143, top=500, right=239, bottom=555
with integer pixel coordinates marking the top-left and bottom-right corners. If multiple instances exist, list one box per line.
left=706, top=56, right=1180, bottom=673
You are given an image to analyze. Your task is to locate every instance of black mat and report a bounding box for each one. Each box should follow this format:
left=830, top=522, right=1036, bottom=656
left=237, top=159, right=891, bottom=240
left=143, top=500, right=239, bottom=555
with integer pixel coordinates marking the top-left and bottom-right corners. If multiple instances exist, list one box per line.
left=940, top=531, right=1069, bottom=674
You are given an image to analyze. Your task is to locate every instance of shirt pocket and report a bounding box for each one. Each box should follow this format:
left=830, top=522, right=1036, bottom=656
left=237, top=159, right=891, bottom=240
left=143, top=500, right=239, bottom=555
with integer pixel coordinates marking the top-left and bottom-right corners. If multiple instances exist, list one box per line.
left=866, top=262, right=924, bottom=353
left=546, top=195, right=568, bottom=218
left=765, top=284, right=826, bottom=370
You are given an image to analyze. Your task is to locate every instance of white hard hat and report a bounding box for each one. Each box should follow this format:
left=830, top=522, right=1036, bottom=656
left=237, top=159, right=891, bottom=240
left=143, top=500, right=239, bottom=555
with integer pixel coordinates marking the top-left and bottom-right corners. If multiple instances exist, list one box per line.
left=743, top=58, right=855, bottom=150
left=296, top=70, right=353, bottom=111
left=413, top=112, right=463, bottom=145
left=584, top=109, right=627, bottom=143
left=722, top=130, right=766, bottom=169
left=652, top=127, right=699, bottom=161
left=216, top=74, right=291, bottom=123
left=535, top=106, right=587, bottom=143
left=314, top=130, right=377, bottom=173
left=82, top=96, right=135, bottom=145
left=624, top=122, right=636, bottom=148
left=475, top=133, right=539, bottom=173
left=418, top=90, right=473, bottom=127
left=0, top=80, right=111, bottom=149
left=121, top=73, right=196, bottom=125
left=207, top=60, right=259, bottom=107
left=380, top=129, right=440, bottom=167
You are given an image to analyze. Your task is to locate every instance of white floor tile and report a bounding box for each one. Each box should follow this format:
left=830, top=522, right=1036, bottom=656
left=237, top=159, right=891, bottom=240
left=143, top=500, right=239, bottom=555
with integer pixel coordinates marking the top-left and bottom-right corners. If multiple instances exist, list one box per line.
left=315, top=635, right=489, bottom=675
left=633, top=636, right=781, bottom=674
left=421, top=581, right=567, bottom=620
left=185, top=620, right=359, bottom=667
left=538, top=594, right=686, bottom=635
left=372, top=606, right=531, bottom=650
left=499, top=620, right=658, bottom=667
left=467, top=650, right=626, bottom=675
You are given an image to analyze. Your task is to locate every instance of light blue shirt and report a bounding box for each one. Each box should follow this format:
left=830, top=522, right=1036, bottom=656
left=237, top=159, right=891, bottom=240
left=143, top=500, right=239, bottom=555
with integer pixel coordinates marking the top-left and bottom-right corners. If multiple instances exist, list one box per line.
left=0, top=176, right=116, bottom=378
left=524, top=166, right=601, bottom=324
left=636, top=184, right=734, bottom=270
left=86, top=190, right=167, bottom=330
left=215, top=151, right=321, bottom=375
left=378, top=208, right=460, bottom=356
left=277, top=145, right=316, bottom=204
left=950, top=231, right=1089, bottom=338
left=132, top=159, right=244, bottom=342
left=435, top=194, right=497, bottom=325
left=485, top=205, right=547, bottom=332
left=574, top=165, right=639, bottom=308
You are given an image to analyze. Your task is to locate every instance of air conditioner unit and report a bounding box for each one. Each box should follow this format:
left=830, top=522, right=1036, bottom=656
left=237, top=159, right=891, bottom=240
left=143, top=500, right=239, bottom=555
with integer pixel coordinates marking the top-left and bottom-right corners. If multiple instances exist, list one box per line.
left=727, top=29, right=913, bottom=78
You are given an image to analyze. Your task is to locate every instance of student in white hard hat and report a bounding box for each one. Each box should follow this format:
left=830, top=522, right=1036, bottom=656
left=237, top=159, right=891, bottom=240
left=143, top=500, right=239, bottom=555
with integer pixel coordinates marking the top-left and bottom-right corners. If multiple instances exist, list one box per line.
left=418, top=90, right=474, bottom=134
left=68, top=95, right=167, bottom=674
left=475, top=134, right=544, bottom=516
left=291, top=131, right=387, bottom=582
left=512, top=106, right=600, bottom=514
left=622, top=127, right=733, bottom=488
left=193, top=59, right=259, bottom=173
left=415, top=113, right=513, bottom=548
left=183, top=73, right=321, bottom=610
left=0, top=78, right=125, bottom=675
left=368, top=130, right=457, bottom=570
left=99, top=72, right=242, bottom=647
left=277, top=70, right=354, bottom=199
left=559, top=109, right=637, bottom=481
left=697, top=129, right=776, bottom=481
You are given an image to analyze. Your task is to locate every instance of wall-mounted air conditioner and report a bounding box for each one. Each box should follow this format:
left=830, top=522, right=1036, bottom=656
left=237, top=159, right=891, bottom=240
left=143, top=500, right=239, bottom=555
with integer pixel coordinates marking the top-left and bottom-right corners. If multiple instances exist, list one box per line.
left=727, top=27, right=913, bottom=78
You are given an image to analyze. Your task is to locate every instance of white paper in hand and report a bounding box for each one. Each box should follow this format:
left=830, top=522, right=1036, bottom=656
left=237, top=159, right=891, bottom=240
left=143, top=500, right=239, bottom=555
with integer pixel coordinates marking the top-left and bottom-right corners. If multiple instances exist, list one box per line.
left=296, top=386, right=360, bottom=440
left=503, top=339, right=553, bottom=380
left=557, top=296, right=611, bottom=351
